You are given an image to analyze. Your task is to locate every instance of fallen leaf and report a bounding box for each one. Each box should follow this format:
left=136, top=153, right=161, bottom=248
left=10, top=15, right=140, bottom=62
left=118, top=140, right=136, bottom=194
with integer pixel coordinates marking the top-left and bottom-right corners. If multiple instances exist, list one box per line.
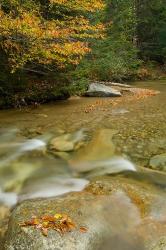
left=19, top=213, right=87, bottom=237
left=79, top=226, right=88, bottom=233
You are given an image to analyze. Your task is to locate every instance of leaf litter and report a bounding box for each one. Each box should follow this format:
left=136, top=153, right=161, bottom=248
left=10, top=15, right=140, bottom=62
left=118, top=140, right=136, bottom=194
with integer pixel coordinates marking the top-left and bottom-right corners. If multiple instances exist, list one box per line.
left=19, top=213, right=88, bottom=237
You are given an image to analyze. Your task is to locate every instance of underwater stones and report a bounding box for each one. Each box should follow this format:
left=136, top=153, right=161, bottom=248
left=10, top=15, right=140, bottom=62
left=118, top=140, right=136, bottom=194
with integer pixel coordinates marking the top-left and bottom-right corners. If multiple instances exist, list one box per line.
left=70, top=129, right=116, bottom=172
left=149, top=153, right=166, bottom=172
left=50, top=137, right=74, bottom=152
left=49, top=129, right=87, bottom=152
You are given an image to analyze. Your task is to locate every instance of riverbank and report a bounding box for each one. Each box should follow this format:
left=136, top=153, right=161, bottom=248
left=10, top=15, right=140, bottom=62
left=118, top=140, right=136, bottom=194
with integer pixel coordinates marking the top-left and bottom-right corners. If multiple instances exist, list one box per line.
left=0, top=64, right=165, bottom=109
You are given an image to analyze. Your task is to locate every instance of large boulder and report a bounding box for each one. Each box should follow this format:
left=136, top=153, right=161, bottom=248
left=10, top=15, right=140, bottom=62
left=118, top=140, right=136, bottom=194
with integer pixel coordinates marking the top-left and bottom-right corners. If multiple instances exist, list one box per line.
left=4, top=176, right=166, bottom=250
left=85, top=83, right=122, bottom=97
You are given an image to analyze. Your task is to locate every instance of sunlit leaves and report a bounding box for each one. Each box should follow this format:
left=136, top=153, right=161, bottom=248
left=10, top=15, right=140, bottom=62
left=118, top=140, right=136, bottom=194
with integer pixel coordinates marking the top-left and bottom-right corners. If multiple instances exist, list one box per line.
left=0, top=0, right=105, bottom=72
left=19, top=213, right=88, bottom=236
left=50, top=0, right=105, bottom=12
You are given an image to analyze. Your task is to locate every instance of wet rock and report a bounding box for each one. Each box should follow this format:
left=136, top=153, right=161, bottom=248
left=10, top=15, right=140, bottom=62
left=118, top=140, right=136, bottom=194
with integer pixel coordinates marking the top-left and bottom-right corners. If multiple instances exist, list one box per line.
left=149, top=153, right=166, bottom=172
left=49, top=129, right=87, bottom=152
left=150, top=237, right=166, bottom=250
left=0, top=160, right=41, bottom=193
left=4, top=176, right=165, bottom=250
left=70, top=129, right=117, bottom=172
left=51, top=151, right=70, bottom=161
left=0, top=205, right=10, bottom=249
left=4, top=193, right=113, bottom=250
left=0, top=153, right=67, bottom=195
left=22, top=128, right=44, bottom=138
left=50, top=138, right=74, bottom=152
left=85, top=83, right=122, bottom=97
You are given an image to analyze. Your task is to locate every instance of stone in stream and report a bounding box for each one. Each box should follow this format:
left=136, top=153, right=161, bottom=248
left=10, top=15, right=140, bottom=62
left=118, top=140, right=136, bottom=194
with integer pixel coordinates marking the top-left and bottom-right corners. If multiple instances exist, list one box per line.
left=149, top=153, right=166, bottom=172
left=3, top=176, right=166, bottom=250
left=88, top=81, right=160, bottom=97
left=49, top=129, right=87, bottom=152
left=0, top=160, right=41, bottom=194
left=84, top=83, right=122, bottom=97
left=69, top=129, right=117, bottom=172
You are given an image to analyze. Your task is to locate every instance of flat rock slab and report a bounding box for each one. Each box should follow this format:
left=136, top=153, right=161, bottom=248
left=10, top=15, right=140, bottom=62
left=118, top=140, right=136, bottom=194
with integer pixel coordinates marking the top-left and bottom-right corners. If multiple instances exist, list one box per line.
left=85, top=83, right=122, bottom=97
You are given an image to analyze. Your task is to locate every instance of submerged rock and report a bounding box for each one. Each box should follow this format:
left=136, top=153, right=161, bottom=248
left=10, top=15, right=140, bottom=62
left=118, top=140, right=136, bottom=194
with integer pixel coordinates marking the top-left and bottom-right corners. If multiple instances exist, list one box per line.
left=85, top=83, right=122, bottom=97
left=50, top=137, right=74, bottom=152
left=18, top=157, right=74, bottom=200
left=49, top=129, right=87, bottom=152
left=70, top=129, right=116, bottom=172
left=149, top=153, right=166, bottom=172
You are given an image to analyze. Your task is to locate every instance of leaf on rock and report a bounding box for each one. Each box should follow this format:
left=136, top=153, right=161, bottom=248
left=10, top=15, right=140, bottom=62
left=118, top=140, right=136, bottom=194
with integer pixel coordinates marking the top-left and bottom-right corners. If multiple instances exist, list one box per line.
left=80, top=226, right=88, bottom=233
left=19, top=212, right=87, bottom=237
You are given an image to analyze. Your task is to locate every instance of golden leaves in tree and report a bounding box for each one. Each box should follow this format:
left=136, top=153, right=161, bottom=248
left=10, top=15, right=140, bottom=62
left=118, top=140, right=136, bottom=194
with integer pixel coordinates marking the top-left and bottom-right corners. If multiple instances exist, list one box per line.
left=0, top=0, right=105, bottom=71
left=19, top=213, right=88, bottom=237
left=50, top=0, right=105, bottom=12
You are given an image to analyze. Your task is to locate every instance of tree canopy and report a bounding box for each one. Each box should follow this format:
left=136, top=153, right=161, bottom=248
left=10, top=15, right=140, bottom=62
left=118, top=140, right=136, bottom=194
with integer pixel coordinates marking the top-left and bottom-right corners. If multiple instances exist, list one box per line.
left=0, top=0, right=166, bottom=108
left=0, top=0, right=105, bottom=73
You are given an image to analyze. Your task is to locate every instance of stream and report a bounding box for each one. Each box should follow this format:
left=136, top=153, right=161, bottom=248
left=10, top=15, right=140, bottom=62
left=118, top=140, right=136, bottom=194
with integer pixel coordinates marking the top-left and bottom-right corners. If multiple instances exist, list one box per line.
left=0, top=80, right=166, bottom=250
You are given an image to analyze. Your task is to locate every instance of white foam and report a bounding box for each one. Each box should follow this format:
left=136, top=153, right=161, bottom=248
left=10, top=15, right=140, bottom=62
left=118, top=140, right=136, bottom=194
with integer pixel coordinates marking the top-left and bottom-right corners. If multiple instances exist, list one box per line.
left=77, top=157, right=136, bottom=175
left=19, top=178, right=89, bottom=201
left=20, top=139, right=46, bottom=152
left=0, top=189, right=17, bottom=207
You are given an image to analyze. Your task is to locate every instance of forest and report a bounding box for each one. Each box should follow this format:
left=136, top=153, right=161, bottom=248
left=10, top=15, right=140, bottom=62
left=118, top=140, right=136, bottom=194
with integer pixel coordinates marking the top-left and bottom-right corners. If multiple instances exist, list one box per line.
left=0, top=0, right=166, bottom=107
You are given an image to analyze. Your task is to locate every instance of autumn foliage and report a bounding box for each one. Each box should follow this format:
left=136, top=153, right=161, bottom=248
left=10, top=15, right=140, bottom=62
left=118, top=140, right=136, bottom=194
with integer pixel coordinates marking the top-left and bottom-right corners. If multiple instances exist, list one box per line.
left=0, top=0, right=105, bottom=72
left=19, top=213, right=87, bottom=237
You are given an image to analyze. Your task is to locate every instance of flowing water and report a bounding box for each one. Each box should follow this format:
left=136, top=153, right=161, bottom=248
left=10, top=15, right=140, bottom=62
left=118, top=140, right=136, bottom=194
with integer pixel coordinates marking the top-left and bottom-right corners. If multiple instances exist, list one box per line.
left=0, top=80, right=166, bottom=249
